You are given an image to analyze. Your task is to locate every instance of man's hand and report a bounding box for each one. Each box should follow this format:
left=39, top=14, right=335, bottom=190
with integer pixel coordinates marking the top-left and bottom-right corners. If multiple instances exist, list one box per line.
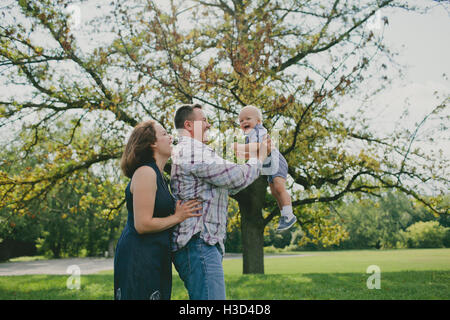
left=233, top=138, right=272, bottom=162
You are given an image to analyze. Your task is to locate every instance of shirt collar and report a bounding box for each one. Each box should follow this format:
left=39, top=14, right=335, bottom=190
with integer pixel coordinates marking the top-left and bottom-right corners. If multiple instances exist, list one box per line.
left=178, top=135, right=204, bottom=147
left=174, top=135, right=218, bottom=164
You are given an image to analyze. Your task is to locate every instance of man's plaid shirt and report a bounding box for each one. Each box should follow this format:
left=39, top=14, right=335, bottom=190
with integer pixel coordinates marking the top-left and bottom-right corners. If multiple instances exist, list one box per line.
left=170, top=136, right=261, bottom=254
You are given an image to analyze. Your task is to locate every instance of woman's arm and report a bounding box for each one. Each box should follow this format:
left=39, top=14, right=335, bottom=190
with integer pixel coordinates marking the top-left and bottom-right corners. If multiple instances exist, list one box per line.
left=131, top=166, right=202, bottom=234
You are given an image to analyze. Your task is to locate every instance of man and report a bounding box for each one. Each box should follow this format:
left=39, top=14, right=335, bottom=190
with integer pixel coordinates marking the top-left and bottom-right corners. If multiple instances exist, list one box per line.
left=170, top=103, right=270, bottom=300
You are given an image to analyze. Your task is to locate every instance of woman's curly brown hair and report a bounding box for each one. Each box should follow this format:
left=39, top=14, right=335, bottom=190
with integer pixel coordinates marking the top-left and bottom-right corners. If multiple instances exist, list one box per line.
left=120, top=120, right=157, bottom=178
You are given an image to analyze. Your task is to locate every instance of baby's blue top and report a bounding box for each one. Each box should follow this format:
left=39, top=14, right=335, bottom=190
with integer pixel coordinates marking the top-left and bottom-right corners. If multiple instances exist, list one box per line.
left=244, top=123, right=282, bottom=175
left=245, top=123, right=268, bottom=144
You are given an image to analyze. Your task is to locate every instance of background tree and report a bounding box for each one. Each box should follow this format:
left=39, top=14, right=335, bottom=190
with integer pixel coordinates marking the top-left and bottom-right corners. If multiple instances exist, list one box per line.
left=330, top=191, right=449, bottom=250
left=257, top=191, right=450, bottom=251
left=1, top=0, right=448, bottom=273
left=0, top=115, right=124, bottom=260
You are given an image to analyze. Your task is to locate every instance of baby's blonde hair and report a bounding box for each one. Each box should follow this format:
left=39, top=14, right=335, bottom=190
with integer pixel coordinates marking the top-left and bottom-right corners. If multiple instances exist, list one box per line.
left=241, top=105, right=263, bottom=121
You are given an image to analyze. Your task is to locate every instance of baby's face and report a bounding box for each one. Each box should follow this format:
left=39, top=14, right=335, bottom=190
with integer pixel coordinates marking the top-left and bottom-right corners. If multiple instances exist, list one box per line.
left=239, top=108, right=261, bottom=134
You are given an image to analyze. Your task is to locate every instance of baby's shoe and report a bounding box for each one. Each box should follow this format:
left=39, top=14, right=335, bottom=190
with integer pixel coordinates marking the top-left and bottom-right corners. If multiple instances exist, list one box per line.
left=276, top=215, right=297, bottom=232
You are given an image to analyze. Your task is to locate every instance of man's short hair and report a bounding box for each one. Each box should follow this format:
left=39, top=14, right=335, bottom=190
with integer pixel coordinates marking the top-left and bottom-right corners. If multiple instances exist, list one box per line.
left=174, top=103, right=203, bottom=129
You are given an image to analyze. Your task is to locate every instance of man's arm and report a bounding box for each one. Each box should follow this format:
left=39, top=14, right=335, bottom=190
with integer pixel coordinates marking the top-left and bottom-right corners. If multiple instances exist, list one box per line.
left=184, top=136, right=271, bottom=195
left=189, top=160, right=261, bottom=195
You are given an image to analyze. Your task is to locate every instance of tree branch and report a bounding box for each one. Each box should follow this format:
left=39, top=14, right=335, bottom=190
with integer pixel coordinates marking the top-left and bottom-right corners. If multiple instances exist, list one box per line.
left=273, top=0, right=393, bottom=72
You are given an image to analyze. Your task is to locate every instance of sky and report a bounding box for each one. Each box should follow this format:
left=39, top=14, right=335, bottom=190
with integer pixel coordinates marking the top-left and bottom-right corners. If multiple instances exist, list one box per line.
left=365, top=2, right=449, bottom=129
left=336, top=1, right=450, bottom=164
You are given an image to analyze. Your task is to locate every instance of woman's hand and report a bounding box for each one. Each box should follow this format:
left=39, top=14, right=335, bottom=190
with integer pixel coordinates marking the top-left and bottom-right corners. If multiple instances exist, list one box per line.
left=174, top=200, right=203, bottom=222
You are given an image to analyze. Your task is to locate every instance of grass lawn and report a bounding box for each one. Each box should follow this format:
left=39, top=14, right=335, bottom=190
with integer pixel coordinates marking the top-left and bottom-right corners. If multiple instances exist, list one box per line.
left=1, top=248, right=449, bottom=300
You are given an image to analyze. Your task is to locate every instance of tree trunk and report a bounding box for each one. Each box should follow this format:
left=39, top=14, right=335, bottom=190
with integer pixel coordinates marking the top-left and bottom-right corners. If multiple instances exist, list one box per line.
left=51, top=242, right=61, bottom=259
left=241, top=207, right=265, bottom=274
left=233, top=176, right=267, bottom=274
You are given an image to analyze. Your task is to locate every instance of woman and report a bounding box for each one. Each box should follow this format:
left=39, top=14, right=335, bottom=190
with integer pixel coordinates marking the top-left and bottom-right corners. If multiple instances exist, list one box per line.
left=114, top=120, right=202, bottom=300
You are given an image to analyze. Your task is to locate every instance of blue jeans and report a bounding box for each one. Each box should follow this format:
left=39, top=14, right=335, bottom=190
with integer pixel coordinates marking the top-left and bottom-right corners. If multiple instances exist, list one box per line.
left=173, top=235, right=226, bottom=300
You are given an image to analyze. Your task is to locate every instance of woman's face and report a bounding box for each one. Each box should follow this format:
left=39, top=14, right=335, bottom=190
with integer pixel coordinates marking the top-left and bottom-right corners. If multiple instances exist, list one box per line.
left=152, top=123, right=173, bottom=157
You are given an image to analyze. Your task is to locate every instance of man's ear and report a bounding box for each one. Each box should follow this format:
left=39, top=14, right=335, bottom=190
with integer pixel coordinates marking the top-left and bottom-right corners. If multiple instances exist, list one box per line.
left=184, top=120, right=192, bottom=131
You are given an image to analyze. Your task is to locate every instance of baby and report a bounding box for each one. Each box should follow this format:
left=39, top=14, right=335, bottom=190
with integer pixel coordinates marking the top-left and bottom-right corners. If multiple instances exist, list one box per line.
left=233, top=105, right=297, bottom=231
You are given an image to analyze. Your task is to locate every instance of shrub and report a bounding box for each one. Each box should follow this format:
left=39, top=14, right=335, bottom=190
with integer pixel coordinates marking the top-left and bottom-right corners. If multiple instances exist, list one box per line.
left=401, top=221, right=449, bottom=248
